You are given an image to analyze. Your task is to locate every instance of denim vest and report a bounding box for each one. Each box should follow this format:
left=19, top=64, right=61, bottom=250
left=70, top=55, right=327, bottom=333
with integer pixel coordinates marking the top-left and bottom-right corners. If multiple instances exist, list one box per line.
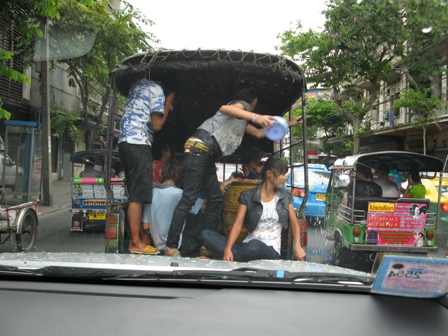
left=238, top=184, right=292, bottom=232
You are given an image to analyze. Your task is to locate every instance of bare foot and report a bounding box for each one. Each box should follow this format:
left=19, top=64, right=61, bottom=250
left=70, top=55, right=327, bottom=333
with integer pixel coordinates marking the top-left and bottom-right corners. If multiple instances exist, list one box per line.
left=141, top=232, right=153, bottom=246
left=128, top=241, right=148, bottom=253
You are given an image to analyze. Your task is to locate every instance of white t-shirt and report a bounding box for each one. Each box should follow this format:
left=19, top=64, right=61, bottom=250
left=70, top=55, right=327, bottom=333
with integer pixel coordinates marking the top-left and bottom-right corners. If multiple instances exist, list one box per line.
left=243, top=195, right=282, bottom=254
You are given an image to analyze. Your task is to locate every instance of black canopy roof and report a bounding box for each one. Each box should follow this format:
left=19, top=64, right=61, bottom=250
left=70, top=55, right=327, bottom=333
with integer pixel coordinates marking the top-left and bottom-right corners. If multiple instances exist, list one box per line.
left=109, top=49, right=306, bottom=155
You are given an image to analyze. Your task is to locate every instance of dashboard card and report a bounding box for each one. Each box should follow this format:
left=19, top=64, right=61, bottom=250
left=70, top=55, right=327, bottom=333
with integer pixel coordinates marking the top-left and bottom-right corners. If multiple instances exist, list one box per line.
left=371, top=255, right=448, bottom=298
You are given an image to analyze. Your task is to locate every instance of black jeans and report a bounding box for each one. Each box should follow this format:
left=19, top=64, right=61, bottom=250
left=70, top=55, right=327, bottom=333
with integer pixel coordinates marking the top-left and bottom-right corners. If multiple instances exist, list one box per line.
left=179, top=211, right=206, bottom=257
left=166, top=147, right=222, bottom=249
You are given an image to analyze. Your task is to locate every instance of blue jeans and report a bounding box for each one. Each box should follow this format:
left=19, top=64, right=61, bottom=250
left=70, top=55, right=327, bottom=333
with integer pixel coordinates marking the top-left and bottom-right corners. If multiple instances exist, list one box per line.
left=166, top=148, right=223, bottom=249
left=199, top=229, right=280, bottom=262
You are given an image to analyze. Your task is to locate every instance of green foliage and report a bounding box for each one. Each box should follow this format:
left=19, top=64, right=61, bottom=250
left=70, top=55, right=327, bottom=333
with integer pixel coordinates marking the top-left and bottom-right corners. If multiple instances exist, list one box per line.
left=50, top=111, right=82, bottom=145
left=392, top=88, right=445, bottom=126
left=0, top=99, right=12, bottom=120
left=278, top=0, right=448, bottom=154
left=50, top=0, right=156, bottom=148
left=285, top=95, right=352, bottom=156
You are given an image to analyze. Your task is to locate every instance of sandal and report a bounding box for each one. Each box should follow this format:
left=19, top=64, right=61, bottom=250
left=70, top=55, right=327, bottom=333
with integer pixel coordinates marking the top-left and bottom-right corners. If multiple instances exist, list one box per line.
left=129, top=245, right=160, bottom=255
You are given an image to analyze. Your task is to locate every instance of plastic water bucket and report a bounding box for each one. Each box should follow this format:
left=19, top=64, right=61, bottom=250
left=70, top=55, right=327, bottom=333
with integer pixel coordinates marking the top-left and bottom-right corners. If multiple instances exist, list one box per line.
left=264, top=116, right=288, bottom=141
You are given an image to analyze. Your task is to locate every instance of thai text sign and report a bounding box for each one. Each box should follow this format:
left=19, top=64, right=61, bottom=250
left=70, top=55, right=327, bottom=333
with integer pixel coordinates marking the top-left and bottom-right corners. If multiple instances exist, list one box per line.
left=366, top=202, right=428, bottom=246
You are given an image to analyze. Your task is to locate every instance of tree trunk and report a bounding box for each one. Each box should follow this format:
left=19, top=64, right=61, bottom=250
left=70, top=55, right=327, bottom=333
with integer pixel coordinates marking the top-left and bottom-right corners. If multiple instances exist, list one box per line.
left=422, top=126, right=426, bottom=155
left=352, top=117, right=361, bottom=155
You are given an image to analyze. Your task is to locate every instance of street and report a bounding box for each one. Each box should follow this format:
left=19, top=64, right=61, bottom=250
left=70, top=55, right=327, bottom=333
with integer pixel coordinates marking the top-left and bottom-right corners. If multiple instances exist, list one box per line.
left=1, top=210, right=446, bottom=264
left=0, top=209, right=105, bottom=253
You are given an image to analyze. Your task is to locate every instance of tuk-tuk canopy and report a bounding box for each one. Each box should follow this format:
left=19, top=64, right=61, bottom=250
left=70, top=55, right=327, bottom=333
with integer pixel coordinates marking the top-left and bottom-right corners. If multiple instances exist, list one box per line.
left=70, top=150, right=120, bottom=165
left=330, top=151, right=444, bottom=173
left=109, top=49, right=306, bottom=155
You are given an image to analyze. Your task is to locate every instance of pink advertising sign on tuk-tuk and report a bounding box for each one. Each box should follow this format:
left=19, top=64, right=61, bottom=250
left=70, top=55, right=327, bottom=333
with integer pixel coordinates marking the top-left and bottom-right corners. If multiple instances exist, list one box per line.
left=366, top=201, right=429, bottom=246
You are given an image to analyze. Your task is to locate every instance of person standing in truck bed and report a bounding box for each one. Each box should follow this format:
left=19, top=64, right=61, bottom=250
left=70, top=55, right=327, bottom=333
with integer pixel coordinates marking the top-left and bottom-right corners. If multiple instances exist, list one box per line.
left=164, top=85, right=302, bottom=257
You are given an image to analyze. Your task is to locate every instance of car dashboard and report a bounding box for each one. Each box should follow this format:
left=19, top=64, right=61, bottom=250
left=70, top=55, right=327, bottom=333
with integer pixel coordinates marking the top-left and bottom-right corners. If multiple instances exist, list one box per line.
left=1, top=277, right=447, bottom=336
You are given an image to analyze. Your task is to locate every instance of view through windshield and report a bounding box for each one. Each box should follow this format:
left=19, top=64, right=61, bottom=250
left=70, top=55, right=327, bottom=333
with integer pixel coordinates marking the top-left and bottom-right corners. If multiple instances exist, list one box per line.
left=1, top=0, right=448, bottom=315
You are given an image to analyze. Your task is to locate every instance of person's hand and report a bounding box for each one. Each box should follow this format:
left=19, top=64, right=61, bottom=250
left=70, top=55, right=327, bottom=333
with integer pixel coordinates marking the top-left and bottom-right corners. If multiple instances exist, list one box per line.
left=166, top=92, right=175, bottom=108
left=294, top=245, right=306, bottom=261
left=288, top=116, right=303, bottom=127
left=254, top=115, right=276, bottom=129
left=223, top=248, right=234, bottom=261
left=220, top=177, right=235, bottom=190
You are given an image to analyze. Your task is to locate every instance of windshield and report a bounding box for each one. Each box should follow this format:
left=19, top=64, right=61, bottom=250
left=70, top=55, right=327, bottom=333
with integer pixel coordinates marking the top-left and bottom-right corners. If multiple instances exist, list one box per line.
left=1, top=0, right=448, bottom=306
left=292, top=167, right=330, bottom=186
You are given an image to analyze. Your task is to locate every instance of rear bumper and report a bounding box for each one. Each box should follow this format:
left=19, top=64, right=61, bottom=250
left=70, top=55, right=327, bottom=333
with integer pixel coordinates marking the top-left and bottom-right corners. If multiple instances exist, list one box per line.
left=292, top=198, right=326, bottom=218
left=345, top=240, right=438, bottom=253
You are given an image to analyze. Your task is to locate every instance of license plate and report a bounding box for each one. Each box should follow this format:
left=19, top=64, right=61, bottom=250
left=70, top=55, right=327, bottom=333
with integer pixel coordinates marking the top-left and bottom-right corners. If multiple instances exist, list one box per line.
left=316, top=194, right=326, bottom=201
left=88, top=213, right=106, bottom=220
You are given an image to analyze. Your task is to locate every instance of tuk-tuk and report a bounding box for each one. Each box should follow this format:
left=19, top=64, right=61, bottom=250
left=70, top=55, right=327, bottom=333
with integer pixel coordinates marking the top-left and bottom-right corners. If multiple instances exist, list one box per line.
left=103, top=49, right=308, bottom=255
left=324, top=151, right=443, bottom=271
left=70, top=150, right=126, bottom=232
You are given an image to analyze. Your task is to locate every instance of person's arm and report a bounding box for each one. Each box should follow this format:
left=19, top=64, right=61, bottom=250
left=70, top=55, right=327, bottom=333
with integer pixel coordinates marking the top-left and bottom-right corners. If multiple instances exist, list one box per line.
left=223, top=204, right=247, bottom=261
left=288, top=116, right=303, bottom=127
left=288, top=203, right=306, bottom=261
left=402, top=186, right=412, bottom=198
left=245, top=123, right=266, bottom=138
left=402, top=177, right=412, bottom=198
left=152, top=92, right=175, bottom=131
left=220, top=176, right=236, bottom=192
left=219, top=103, right=276, bottom=128
left=245, top=116, right=304, bottom=138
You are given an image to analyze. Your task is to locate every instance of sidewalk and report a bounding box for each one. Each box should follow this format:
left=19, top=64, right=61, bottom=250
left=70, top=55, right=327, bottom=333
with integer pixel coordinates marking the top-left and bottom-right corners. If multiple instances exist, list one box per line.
left=2, top=179, right=71, bottom=216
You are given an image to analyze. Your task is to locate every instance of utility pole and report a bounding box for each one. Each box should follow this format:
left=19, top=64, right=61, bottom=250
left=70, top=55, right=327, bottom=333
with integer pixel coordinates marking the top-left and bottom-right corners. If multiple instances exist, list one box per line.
left=41, top=18, right=53, bottom=206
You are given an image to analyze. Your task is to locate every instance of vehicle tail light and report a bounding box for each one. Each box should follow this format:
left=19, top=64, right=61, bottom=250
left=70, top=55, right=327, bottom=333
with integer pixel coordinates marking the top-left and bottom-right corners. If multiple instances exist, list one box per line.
left=441, top=203, right=448, bottom=212
left=73, top=201, right=79, bottom=207
left=292, top=188, right=305, bottom=198
left=353, top=227, right=362, bottom=237
left=301, top=231, right=308, bottom=246
left=426, top=230, right=435, bottom=239
left=105, top=226, right=117, bottom=239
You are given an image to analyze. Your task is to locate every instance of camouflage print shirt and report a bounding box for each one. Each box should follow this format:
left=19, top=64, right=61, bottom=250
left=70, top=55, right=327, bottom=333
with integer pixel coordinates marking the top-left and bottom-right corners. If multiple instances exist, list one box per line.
left=118, top=79, right=164, bottom=146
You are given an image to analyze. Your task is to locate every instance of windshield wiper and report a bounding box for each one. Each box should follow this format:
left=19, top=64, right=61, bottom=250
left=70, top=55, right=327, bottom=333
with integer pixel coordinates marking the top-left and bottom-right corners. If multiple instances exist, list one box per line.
left=0, top=265, right=42, bottom=277
left=38, top=266, right=374, bottom=288
left=2, top=265, right=373, bottom=293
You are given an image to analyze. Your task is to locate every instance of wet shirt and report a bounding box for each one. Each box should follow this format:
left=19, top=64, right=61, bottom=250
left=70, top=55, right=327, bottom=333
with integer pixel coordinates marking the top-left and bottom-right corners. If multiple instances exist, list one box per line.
left=118, top=79, right=164, bottom=146
left=243, top=195, right=282, bottom=254
left=197, top=100, right=252, bottom=156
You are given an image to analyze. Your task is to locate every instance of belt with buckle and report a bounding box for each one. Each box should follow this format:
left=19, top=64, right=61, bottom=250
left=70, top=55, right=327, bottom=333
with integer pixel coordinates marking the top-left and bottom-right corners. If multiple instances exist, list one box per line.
left=185, top=139, right=213, bottom=154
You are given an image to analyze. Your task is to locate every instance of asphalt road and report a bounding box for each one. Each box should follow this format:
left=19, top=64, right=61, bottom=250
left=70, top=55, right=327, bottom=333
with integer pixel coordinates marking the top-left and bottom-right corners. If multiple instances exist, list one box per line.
left=0, top=209, right=104, bottom=253
left=1, top=211, right=446, bottom=265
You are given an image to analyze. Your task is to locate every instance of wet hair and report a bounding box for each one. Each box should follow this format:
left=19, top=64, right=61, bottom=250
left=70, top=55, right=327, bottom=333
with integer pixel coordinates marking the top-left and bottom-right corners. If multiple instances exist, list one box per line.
left=357, top=164, right=373, bottom=180
left=151, top=72, right=177, bottom=95
left=234, top=85, right=258, bottom=104
left=161, top=159, right=184, bottom=187
left=240, top=146, right=265, bottom=166
left=231, top=171, right=245, bottom=179
left=408, top=170, right=421, bottom=183
left=260, top=156, right=288, bottom=179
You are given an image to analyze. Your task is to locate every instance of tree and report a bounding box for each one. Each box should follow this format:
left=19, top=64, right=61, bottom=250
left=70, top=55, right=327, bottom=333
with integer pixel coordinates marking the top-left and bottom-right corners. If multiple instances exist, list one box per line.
left=0, top=0, right=63, bottom=119
left=52, top=0, right=155, bottom=149
left=278, top=0, right=448, bottom=154
left=286, top=95, right=350, bottom=157
left=393, top=88, right=446, bottom=154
